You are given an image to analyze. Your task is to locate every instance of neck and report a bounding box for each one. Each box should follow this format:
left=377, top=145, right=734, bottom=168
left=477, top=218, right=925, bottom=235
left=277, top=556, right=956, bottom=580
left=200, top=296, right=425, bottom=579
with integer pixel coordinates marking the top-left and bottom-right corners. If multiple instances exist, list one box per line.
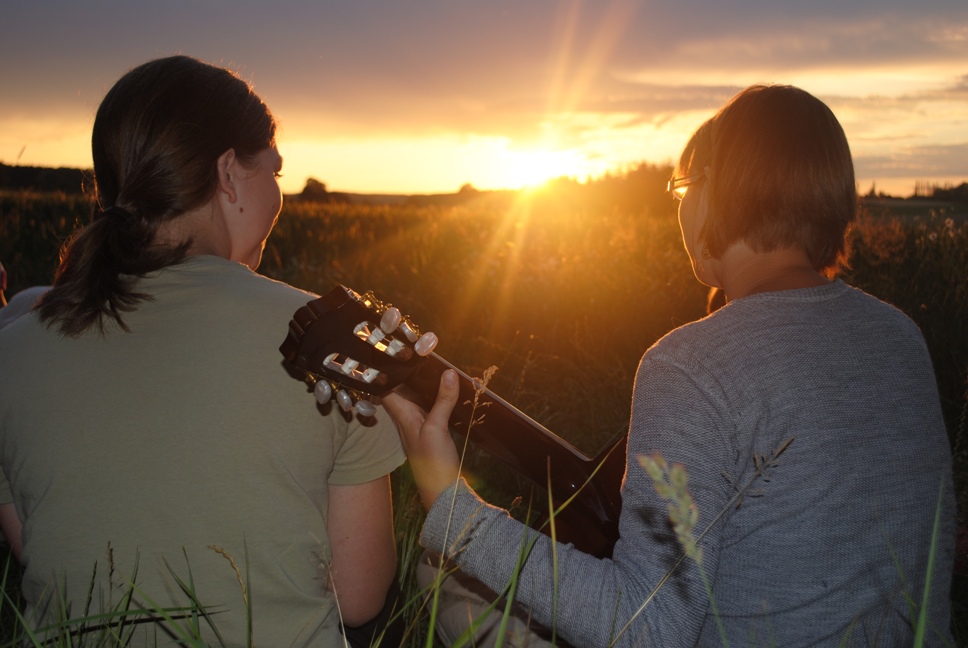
left=716, top=242, right=830, bottom=301
left=154, top=203, right=230, bottom=259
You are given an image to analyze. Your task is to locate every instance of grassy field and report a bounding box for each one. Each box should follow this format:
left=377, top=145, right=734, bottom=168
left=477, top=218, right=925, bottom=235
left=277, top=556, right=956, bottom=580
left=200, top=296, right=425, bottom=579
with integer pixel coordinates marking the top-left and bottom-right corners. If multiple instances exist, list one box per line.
left=1, top=181, right=967, bottom=645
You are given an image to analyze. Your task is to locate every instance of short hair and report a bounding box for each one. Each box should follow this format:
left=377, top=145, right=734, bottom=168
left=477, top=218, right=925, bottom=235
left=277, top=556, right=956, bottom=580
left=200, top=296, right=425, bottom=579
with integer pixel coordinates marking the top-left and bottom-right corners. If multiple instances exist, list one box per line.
left=41, top=55, right=276, bottom=336
left=676, top=85, right=856, bottom=275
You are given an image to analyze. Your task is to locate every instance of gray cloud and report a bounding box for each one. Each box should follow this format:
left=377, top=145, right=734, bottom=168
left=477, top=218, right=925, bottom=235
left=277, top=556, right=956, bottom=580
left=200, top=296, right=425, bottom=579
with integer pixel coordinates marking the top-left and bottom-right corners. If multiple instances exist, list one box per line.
left=856, top=142, right=968, bottom=178
left=269, top=6, right=968, bottom=141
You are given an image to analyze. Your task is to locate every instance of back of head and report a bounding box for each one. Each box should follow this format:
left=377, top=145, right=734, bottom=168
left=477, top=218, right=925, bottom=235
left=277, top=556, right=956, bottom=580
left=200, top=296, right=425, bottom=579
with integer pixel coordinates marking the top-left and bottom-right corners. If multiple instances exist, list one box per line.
left=677, top=84, right=856, bottom=275
left=91, top=55, right=275, bottom=220
left=40, top=55, right=276, bottom=336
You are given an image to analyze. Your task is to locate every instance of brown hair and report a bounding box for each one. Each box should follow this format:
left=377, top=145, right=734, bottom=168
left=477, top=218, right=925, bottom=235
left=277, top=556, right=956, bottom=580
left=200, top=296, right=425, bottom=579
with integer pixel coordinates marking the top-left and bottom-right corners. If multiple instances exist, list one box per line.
left=676, top=85, right=856, bottom=275
left=39, top=55, right=276, bottom=336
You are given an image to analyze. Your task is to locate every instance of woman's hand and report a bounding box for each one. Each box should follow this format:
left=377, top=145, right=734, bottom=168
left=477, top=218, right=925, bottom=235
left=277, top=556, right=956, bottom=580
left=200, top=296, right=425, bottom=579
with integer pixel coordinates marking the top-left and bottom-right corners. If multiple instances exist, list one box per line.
left=382, top=370, right=462, bottom=510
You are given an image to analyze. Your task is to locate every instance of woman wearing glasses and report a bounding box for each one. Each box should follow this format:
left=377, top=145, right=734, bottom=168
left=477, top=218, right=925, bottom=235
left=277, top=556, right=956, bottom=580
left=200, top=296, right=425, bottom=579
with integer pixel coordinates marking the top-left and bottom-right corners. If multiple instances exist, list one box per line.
left=385, top=85, right=955, bottom=646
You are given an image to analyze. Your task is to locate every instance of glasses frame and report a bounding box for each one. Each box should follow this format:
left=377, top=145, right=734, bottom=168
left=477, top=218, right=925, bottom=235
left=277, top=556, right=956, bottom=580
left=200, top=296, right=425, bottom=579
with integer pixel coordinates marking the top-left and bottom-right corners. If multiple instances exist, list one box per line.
left=667, top=173, right=705, bottom=201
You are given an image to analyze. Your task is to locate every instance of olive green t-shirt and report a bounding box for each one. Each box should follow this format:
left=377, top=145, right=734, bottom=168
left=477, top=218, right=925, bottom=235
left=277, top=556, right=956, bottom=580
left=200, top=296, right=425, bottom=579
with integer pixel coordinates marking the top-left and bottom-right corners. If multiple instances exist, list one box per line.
left=0, top=256, right=405, bottom=646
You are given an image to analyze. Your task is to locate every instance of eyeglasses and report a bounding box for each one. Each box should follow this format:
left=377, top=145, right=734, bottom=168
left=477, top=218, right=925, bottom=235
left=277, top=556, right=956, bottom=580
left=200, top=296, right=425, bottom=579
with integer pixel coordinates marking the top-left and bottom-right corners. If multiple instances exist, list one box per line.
left=667, top=173, right=705, bottom=201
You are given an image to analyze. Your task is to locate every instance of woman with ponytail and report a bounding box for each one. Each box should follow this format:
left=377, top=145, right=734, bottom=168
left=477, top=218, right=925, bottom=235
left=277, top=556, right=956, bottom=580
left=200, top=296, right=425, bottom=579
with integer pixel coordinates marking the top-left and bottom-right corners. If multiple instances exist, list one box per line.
left=0, top=56, right=404, bottom=647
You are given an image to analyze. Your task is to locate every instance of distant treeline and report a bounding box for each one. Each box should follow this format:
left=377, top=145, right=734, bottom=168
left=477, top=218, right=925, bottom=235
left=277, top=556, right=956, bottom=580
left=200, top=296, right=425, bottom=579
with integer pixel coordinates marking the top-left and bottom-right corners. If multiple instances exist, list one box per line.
left=4, top=160, right=968, bottom=204
left=292, top=163, right=682, bottom=210
left=0, top=163, right=91, bottom=195
left=925, top=182, right=968, bottom=202
left=293, top=163, right=679, bottom=210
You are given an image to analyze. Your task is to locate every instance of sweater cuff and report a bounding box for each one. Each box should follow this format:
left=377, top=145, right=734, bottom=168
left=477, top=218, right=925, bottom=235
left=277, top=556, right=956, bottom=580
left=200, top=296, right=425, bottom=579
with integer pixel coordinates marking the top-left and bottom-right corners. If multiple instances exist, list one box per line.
left=420, top=477, right=492, bottom=556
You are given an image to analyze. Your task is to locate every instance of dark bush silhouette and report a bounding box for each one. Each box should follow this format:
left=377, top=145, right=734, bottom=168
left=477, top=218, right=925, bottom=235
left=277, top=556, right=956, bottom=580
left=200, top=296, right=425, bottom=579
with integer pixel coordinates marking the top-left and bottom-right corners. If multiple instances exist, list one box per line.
left=298, top=177, right=350, bottom=204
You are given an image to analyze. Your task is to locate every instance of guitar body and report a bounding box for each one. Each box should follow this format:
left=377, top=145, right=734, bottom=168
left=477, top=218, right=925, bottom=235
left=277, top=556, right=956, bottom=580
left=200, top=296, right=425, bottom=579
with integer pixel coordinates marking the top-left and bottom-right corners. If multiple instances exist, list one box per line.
left=280, top=285, right=624, bottom=558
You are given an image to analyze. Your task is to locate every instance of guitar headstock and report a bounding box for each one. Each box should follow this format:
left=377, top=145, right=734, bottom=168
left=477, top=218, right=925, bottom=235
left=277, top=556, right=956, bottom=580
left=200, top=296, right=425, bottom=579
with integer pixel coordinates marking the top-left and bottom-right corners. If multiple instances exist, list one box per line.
left=280, top=285, right=437, bottom=415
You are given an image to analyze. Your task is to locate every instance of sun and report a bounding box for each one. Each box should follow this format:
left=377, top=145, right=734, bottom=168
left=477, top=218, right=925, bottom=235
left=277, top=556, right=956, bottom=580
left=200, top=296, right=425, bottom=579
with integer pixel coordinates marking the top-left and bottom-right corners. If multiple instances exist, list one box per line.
left=275, top=134, right=599, bottom=194
left=500, top=148, right=585, bottom=189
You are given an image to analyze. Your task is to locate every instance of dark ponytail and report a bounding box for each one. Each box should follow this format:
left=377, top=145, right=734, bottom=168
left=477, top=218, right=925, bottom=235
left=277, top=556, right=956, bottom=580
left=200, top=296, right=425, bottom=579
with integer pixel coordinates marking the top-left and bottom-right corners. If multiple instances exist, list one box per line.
left=39, top=56, right=276, bottom=336
left=40, top=205, right=188, bottom=335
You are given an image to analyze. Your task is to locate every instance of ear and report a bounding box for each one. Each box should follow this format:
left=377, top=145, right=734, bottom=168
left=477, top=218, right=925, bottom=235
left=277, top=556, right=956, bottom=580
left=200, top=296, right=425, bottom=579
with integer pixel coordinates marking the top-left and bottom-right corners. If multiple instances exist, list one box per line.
left=217, top=149, right=239, bottom=204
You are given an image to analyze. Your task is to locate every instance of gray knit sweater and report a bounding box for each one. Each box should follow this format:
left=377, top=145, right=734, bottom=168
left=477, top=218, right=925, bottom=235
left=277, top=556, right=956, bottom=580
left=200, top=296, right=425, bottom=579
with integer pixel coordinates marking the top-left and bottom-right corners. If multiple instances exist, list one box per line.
left=421, top=280, right=955, bottom=647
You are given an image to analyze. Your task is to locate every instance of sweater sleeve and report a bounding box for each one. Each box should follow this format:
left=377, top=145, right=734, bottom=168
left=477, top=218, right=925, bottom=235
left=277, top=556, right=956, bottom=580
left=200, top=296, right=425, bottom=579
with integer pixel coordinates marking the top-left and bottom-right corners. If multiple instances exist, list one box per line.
left=420, top=351, right=735, bottom=647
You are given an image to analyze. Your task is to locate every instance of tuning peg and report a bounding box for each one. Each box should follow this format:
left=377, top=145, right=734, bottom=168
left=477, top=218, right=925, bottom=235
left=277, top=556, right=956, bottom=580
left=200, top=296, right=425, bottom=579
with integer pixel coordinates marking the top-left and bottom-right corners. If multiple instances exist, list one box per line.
left=323, top=353, right=341, bottom=372
left=367, top=327, right=387, bottom=346
left=415, top=331, right=438, bottom=356
left=355, top=400, right=377, bottom=417
left=399, top=320, right=419, bottom=342
left=381, top=307, right=402, bottom=333
left=314, top=379, right=333, bottom=405
left=386, top=339, right=406, bottom=357
left=336, top=389, right=353, bottom=412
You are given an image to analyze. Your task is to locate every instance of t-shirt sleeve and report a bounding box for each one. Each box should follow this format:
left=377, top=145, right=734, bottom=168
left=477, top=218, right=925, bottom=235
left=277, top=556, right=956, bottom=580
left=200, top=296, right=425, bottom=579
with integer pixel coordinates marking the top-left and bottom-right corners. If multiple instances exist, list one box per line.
left=328, top=405, right=406, bottom=485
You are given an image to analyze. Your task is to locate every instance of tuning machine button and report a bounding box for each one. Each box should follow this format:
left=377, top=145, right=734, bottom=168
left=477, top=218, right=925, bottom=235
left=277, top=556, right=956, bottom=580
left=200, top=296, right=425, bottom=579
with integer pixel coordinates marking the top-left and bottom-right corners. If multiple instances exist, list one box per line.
left=415, top=331, right=438, bottom=356
left=380, top=307, right=402, bottom=333
left=355, top=400, right=377, bottom=417
left=314, top=379, right=333, bottom=405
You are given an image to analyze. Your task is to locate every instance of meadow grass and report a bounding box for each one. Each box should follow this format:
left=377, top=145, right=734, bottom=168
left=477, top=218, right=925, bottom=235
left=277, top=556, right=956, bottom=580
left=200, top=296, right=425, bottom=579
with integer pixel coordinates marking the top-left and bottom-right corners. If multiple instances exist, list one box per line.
left=1, top=184, right=966, bottom=645
left=0, top=549, right=232, bottom=648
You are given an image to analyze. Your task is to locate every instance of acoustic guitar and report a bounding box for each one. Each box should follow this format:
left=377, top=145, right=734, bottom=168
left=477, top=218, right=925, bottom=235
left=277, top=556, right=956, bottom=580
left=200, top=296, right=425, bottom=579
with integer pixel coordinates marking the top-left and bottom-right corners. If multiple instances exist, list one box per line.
left=279, top=285, right=624, bottom=558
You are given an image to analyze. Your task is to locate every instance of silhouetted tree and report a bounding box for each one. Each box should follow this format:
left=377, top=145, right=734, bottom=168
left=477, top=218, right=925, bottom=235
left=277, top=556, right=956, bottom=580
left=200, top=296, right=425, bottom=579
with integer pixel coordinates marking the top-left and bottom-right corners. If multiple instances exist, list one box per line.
left=300, top=177, right=330, bottom=202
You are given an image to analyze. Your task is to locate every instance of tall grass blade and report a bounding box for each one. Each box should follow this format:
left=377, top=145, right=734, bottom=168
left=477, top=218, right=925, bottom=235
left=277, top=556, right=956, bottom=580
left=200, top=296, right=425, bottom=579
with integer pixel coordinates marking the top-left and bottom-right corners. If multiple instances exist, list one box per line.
left=547, top=465, right=560, bottom=648
left=913, top=476, right=946, bottom=648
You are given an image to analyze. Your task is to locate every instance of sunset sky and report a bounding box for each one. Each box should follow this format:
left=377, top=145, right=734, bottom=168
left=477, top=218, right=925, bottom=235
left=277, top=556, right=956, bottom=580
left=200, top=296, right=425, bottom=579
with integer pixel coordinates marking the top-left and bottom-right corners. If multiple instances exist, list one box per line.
left=1, top=1, right=966, bottom=197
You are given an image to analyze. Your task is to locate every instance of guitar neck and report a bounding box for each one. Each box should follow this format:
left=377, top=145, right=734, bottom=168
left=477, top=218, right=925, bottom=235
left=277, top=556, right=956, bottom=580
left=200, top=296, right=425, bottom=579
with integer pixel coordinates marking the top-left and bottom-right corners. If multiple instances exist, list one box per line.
left=278, top=285, right=623, bottom=556
left=402, top=353, right=624, bottom=551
